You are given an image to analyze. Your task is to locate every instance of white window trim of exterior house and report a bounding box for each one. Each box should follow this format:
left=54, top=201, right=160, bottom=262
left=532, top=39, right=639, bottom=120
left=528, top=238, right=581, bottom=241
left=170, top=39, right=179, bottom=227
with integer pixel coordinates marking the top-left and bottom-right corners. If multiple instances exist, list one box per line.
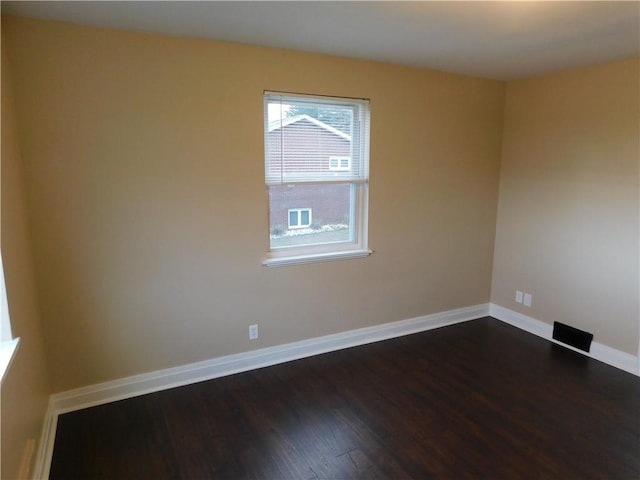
left=288, top=208, right=312, bottom=229
left=329, top=156, right=352, bottom=171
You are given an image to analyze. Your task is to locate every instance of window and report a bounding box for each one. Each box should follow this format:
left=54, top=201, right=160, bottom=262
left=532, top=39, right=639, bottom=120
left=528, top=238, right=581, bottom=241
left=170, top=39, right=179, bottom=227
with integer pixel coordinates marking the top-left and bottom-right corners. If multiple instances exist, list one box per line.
left=288, top=208, right=312, bottom=229
left=0, top=252, right=19, bottom=384
left=264, top=92, right=371, bottom=266
left=0, top=253, right=11, bottom=343
left=329, top=156, right=352, bottom=171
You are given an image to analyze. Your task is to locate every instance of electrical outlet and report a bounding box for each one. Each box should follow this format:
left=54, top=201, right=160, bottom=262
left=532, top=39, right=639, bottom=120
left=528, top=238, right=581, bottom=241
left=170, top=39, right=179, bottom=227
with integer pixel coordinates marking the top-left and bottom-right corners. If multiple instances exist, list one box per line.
left=515, top=291, right=523, bottom=304
left=249, top=324, right=259, bottom=340
left=523, top=293, right=532, bottom=307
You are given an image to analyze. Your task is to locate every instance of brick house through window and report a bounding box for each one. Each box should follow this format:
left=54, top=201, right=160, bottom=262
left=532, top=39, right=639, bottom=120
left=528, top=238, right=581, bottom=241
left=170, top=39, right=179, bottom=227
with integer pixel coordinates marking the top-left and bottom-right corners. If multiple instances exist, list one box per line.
left=263, top=92, right=370, bottom=266
left=267, top=115, right=352, bottom=230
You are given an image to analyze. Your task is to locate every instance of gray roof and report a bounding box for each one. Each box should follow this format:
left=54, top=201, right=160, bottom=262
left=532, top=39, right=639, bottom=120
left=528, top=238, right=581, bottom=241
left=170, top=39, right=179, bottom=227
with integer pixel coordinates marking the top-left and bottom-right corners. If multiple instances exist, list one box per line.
left=267, top=115, right=351, bottom=141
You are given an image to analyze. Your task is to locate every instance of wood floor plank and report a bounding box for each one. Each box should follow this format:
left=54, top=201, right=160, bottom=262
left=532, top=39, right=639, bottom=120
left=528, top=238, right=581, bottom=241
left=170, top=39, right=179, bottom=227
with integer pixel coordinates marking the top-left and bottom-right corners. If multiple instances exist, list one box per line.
left=49, top=318, right=640, bottom=479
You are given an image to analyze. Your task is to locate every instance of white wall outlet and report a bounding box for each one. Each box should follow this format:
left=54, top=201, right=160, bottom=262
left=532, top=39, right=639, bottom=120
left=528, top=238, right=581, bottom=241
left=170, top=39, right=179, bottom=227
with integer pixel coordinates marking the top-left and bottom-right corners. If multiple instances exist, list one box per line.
left=515, top=290, right=523, bottom=304
left=523, top=293, right=532, bottom=307
left=249, top=324, right=259, bottom=340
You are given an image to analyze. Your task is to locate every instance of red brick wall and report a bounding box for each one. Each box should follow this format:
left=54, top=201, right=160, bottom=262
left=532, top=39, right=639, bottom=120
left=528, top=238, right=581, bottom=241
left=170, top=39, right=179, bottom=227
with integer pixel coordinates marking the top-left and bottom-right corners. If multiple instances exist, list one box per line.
left=267, top=119, right=352, bottom=230
left=269, top=184, right=350, bottom=229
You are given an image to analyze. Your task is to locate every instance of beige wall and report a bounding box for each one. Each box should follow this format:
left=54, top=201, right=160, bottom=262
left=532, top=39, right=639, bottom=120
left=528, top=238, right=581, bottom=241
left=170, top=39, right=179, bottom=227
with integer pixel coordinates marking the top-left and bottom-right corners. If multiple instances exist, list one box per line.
left=2, top=20, right=638, bottom=474
left=1, top=31, right=51, bottom=479
left=492, top=59, right=640, bottom=354
left=2, top=16, right=505, bottom=393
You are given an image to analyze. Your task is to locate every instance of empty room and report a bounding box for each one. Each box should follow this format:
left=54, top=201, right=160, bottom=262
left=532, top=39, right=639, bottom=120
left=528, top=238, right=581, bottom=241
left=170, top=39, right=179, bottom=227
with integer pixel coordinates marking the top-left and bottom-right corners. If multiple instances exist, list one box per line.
left=2, top=2, right=639, bottom=479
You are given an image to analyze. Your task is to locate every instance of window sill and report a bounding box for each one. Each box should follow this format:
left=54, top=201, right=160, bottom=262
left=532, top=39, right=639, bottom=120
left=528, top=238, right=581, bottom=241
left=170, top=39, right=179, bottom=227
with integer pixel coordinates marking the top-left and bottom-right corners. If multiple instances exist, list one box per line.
left=0, top=337, right=20, bottom=384
left=263, top=249, right=372, bottom=267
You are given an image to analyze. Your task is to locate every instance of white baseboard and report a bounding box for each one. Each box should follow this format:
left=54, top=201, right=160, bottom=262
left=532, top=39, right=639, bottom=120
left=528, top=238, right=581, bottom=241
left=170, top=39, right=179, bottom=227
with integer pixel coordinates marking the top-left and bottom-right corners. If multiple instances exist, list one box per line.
left=50, top=303, right=489, bottom=415
left=489, top=303, right=639, bottom=376
left=33, top=303, right=489, bottom=479
left=34, top=302, right=638, bottom=478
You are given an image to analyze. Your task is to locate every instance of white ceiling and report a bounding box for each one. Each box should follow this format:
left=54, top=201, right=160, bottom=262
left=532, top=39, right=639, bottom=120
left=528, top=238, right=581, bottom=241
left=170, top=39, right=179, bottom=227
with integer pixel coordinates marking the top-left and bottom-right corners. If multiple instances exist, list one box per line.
left=2, top=1, right=639, bottom=80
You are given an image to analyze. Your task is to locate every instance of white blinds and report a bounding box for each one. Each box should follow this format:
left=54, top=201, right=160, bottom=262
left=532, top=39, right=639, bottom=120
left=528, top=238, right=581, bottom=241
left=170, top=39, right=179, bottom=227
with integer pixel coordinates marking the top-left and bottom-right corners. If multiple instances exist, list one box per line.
left=264, top=92, right=370, bottom=185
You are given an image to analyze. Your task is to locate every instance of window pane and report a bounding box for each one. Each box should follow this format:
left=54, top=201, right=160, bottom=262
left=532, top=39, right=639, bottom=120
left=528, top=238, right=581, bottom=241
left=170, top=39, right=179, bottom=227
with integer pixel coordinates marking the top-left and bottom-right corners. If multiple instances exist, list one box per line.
left=300, top=210, right=310, bottom=226
left=289, top=210, right=298, bottom=227
left=269, top=184, right=352, bottom=249
left=265, top=96, right=367, bottom=184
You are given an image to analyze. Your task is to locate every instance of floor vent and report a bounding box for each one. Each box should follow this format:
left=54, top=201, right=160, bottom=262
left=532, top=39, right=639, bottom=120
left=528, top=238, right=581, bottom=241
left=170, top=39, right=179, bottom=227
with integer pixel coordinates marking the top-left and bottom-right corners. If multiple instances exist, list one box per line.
left=552, top=321, right=593, bottom=352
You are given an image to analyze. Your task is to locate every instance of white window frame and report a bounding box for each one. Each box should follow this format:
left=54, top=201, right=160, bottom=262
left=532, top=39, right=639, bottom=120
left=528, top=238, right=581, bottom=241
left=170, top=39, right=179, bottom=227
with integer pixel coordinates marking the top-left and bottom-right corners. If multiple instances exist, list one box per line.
left=0, top=252, right=19, bottom=384
left=288, top=208, right=312, bottom=229
left=329, top=156, right=352, bottom=171
left=263, top=92, right=371, bottom=267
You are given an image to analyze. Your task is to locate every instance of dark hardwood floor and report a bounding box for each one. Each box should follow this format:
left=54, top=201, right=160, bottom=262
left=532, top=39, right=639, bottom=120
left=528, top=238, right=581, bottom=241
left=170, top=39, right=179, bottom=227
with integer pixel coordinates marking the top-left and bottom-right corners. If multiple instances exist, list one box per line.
left=49, top=317, right=640, bottom=479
